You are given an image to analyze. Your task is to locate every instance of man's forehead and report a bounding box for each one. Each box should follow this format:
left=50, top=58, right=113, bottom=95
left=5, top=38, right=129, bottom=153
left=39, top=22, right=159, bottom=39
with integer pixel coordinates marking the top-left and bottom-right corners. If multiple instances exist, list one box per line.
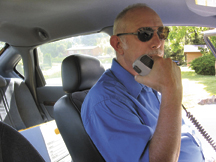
left=115, top=7, right=162, bottom=34
left=125, top=7, right=157, bottom=19
left=123, top=8, right=163, bottom=31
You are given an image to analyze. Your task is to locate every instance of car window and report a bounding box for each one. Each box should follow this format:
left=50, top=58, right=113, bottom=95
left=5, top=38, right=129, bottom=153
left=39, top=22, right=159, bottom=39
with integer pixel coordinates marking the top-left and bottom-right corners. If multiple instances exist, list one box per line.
left=0, top=42, right=25, bottom=77
left=15, top=58, right=24, bottom=77
left=38, top=33, right=115, bottom=85
left=0, top=41, right=4, bottom=49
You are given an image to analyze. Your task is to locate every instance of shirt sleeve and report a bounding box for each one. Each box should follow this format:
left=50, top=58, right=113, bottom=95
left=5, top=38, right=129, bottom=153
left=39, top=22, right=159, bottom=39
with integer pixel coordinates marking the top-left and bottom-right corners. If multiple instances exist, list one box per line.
left=83, top=97, right=153, bottom=162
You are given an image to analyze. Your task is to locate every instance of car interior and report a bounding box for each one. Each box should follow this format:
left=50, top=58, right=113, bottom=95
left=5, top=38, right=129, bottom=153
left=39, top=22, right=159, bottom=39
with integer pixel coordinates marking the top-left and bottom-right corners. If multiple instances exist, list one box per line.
left=1, top=0, right=216, bottom=161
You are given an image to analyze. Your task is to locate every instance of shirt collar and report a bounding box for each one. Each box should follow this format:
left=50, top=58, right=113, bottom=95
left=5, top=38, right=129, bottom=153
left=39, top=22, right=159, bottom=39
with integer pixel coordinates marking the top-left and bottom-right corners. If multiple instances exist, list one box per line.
left=110, top=59, right=152, bottom=98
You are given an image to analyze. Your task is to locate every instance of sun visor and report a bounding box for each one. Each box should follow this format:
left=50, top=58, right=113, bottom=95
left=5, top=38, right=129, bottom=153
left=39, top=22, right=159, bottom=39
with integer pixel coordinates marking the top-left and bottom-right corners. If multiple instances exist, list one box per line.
left=185, top=0, right=216, bottom=17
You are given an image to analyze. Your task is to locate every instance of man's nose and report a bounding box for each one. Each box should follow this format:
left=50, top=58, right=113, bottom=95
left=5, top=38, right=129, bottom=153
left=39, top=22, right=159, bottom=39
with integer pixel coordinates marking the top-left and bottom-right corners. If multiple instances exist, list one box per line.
left=150, top=32, right=162, bottom=49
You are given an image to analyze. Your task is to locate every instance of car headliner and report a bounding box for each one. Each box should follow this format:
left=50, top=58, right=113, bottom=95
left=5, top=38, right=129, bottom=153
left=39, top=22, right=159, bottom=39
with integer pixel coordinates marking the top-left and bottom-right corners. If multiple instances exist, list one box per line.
left=0, top=0, right=216, bottom=47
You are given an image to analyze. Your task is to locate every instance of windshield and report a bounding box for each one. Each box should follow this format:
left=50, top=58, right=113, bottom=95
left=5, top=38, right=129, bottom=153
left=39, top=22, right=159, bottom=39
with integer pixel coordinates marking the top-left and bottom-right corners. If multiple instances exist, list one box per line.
left=0, top=41, right=6, bottom=56
left=0, top=41, right=5, bottom=49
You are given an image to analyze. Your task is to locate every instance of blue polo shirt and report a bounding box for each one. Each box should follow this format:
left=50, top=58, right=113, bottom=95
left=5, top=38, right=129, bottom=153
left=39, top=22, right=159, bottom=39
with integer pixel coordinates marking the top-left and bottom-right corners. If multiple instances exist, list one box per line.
left=81, top=59, right=204, bottom=162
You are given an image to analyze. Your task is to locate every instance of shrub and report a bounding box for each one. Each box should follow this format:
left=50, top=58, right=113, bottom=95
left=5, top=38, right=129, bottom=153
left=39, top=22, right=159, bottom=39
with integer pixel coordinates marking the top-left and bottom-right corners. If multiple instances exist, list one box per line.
left=52, top=57, right=64, bottom=63
left=44, top=53, right=52, bottom=67
left=190, top=54, right=215, bottom=75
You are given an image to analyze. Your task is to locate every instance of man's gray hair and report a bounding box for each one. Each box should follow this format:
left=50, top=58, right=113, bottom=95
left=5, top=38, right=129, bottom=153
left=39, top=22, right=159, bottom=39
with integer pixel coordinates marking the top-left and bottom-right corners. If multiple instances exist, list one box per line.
left=113, top=3, right=149, bottom=35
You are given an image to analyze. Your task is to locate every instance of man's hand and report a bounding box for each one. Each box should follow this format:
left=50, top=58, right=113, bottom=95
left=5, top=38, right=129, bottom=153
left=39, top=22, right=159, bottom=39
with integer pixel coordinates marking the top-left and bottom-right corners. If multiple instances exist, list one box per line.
left=134, top=56, right=182, bottom=95
left=135, top=56, right=183, bottom=162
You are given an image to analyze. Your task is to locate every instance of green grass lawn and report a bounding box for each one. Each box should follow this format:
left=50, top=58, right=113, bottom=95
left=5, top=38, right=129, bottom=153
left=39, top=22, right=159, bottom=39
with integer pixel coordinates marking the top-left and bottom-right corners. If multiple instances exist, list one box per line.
left=181, top=71, right=216, bottom=96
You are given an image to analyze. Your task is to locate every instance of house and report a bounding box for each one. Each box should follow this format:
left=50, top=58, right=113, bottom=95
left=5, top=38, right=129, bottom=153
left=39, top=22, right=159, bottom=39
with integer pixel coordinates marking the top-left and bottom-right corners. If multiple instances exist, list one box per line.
left=67, top=46, right=102, bottom=57
left=184, top=45, right=207, bottom=66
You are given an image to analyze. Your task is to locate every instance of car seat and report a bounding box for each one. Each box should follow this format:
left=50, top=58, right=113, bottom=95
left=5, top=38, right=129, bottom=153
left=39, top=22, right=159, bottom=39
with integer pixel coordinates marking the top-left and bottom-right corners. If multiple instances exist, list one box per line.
left=0, top=121, right=45, bottom=162
left=54, top=54, right=105, bottom=162
left=0, top=75, right=44, bottom=130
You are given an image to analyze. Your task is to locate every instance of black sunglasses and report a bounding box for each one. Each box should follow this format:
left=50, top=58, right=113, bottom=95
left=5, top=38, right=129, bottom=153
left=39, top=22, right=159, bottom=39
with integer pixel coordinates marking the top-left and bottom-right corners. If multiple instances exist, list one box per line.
left=116, top=26, right=170, bottom=42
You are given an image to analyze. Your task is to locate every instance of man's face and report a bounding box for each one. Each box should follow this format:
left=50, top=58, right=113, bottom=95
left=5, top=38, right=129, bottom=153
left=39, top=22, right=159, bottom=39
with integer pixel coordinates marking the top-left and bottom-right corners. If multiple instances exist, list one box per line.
left=117, top=8, right=165, bottom=75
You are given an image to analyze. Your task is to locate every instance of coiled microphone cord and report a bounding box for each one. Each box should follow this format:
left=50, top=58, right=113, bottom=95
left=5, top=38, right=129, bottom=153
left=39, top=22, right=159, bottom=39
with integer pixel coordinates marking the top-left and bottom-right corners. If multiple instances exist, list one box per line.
left=182, top=104, right=216, bottom=152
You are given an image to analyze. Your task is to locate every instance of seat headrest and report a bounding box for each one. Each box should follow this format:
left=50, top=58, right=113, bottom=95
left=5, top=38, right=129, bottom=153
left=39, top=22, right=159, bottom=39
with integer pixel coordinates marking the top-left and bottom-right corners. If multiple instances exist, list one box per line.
left=0, top=75, right=7, bottom=88
left=61, top=54, right=105, bottom=93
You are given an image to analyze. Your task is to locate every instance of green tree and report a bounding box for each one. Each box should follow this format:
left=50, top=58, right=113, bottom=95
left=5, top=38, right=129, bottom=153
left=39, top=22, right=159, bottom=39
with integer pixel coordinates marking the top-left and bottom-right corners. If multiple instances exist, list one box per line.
left=71, top=33, right=109, bottom=47
left=209, top=35, right=216, bottom=47
left=56, top=44, right=66, bottom=57
left=186, top=27, right=207, bottom=45
left=39, top=40, right=72, bottom=58
left=165, top=26, right=211, bottom=64
left=44, top=53, right=52, bottom=67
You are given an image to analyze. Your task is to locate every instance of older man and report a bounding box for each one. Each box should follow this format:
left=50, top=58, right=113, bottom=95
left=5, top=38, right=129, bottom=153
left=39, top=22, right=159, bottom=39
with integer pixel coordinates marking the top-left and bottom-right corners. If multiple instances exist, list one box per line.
left=81, top=3, right=204, bottom=162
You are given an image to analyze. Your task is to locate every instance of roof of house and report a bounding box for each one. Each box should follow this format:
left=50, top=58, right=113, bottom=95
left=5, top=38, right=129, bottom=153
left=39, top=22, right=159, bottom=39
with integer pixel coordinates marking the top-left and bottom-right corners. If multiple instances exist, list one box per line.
left=184, top=45, right=207, bottom=53
left=67, top=46, right=98, bottom=51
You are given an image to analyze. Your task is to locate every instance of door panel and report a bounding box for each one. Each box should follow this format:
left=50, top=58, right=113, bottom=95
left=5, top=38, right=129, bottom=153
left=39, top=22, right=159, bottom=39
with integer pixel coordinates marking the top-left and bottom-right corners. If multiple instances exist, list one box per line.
left=37, top=86, right=65, bottom=120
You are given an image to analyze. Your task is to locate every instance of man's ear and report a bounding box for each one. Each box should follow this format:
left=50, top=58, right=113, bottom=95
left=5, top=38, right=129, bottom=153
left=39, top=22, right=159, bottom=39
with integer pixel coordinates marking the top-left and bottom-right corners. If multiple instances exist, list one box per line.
left=110, top=35, right=124, bottom=55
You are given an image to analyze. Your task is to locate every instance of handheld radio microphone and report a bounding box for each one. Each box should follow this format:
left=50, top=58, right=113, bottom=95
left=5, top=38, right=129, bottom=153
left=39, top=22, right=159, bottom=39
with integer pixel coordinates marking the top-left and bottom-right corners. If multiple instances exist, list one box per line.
left=133, top=55, right=154, bottom=76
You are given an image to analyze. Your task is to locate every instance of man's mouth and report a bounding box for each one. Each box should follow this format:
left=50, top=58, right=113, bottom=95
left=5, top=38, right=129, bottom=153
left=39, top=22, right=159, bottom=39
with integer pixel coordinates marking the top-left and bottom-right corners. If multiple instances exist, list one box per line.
left=146, top=49, right=163, bottom=58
